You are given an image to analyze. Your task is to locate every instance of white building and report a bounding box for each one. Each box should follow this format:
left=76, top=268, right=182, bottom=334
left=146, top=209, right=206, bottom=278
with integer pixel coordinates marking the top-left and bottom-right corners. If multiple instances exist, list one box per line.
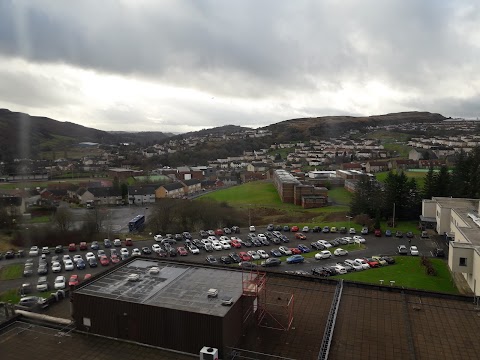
left=422, top=197, right=480, bottom=295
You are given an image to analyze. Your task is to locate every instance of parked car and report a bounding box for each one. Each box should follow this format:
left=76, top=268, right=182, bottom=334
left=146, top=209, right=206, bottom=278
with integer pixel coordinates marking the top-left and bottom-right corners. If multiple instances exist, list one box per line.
left=229, top=252, right=241, bottom=263
left=88, top=257, right=98, bottom=267
left=381, top=256, right=396, bottom=264
left=291, top=225, right=299, bottom=232
left=354, top=236, right=366, bottom=244
left=312, top=226, right=321, bottom=233
left=68, top=274, right=79, bottom=286
left=397, top=245, right=408, bottom=255
left=302, top=226, right=309, bottom=232
left=349, top=228, right=356, bottom=234
left=315, top=250, right=332, bottom=260
left=83, top=273, right=92, bottom=281
left=99, top=255, right=110, bottom=266
left=177, top=247, right=188, bottom=256
left=421, top=231, right=429, bottom=238
left=283, top=225, right=290, bottom=232
left=239, top=261, right=257, bottom=269
left=131, top=248, right=141, bottom=256
left=23, top=264, right=34, bottom=277
left=278, top=246, right=292, bottom=256
left=104, top=239, right=112, bottom=248
left=311, top=242, right=325, bottom=250
left=257, top=249, right=269, bottom=259
left=29, top=246, right=39, bottom=256
left=434, top=248, right=445, bottom=257
left=76, top=259, right=86, bottom=270
left=385, top=229, right=392, bottom=237
left=68, top=243, right=76, bottom=252
left=249, top=225, right=256, bottom=232
left=125, top=238, right=133, bottom=246
left=114, top=239, right=122, bottom=247
left=354, top=258, right=370, bottom=270
left=339, top=227, right=347, bottom=234
left=142, top=247, right=152, bottom=255
left=289, top=248, right=302, bottom=255
left=295, top=232, right=307, bottom=240
left=297, top=244, right=310, bottom=253
left=330, top=226, right=337, bottom=233
left=334, top=248, right=348, bottom=256
left=79, top=242, right=88, bottom=250
left=371, top=256, right=388, bottom=266
left=220, top=256, right=232, bottom=264
left=261, top=258, right=281, bottom=267
left=36, top=276, right=49, bottom=292
left=286, top=254, right=305, bottom=264
left=206, top=255, right=218, bottom=264
left=363, top=258, right=380, bottom=268
left=19, top=296, right=47, bottom=308
left=41, top=246, right=50, bottom=255
left=333, top=264, right=347, bottom=274
left=270, top=249, right=282, bottom=257
left=322, top=226, right=330, bottom=233
left=231, top=239, right=242, bottom=248
left=247, top=250, right=260, bottom=260
left=52, top=275, right=65, bottom=290
left=55, top=245, right=64, bottom=253
left=311, top=267, right=331, bottom=277
left=361, top=227, right=368, bottom=235
left=374, top=229, right=382, bottom=237
left=111, top=254, right=120, bottom=264
left=395, top=231, right=404, bottom=238
left=344, top=259, right=364, bottom=271
left=410, top=246, right=419, bottom=256
left=406, top=231, right=414, bottom=238
left=317, top=240, right=332, bottom=248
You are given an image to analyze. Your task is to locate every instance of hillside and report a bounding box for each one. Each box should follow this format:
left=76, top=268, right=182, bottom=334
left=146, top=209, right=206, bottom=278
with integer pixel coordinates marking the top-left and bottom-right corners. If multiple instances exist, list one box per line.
left=264, top=111, right=446, bottom=141
left=0, top=109, right=172, bottom=161
left=164, top=124, right=252, bottom=143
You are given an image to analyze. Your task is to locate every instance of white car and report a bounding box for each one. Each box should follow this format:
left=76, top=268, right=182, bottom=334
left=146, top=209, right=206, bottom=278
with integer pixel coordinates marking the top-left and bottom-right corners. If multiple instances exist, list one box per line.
left=153, top=234, right=163, bottom=242
left=333, top=264, right=347, bottom=274
left=249, top=225, right=256, bottom=232
left=73, top=255, right=83, bottom=263
left=343, top=237, right=354, bottom=244
left=85, top=252, right=96, bottom=262
left=41, top=246, right=50, bottom=254
left=64, top=260, right=74, bottom=271
left=202, top=239, right=213, bottom=246
left=120, top=248, right=129, bottom=256
left=278, top=246, right=292, bottom=256
left=149, top=266, right=160, bottom=275
left=52, top=261, right=62, bottom=273
left=207, top=236, right=218, bottom=242
left=54, top=276, right=66, bottom=290
left=132, top=248, right=141, bottom=256
left=63, top=254, right=71, bottom=262
left=354, top=236, right=366, bottom=244
left=219, top=240, right=231, bottom=250
left=410, top=246, right=419, bottom=256
left=349, top=228, right=356, bottom=234
left=114, top=239, right=122, bottom=247
left=247, top=250, right=261, bottom=260
left=188, top=245, right=200, bottom=254
left=257, top=234, right=267, bottom=241
left=29, top=246, right=39, bottom=257
left=354, top=258, right=370, bottom=270
left=315, top=250, right=332, bottom=260
left=317, top=240, right=332, bottom=248
left=344, top=259, right=364, bottom=271
left=211, top=241, right=223, bottom=251
left=127, top=273, right=140, bottom=282
left=302, top=226, right=309, bottom=232
left=231, top=236, right=242, bottom=242
left=334, top=248, right=348, bottom=256
left=219, top=236, right=230, bottom=243
left=361, top=227, right=369, bottom=235
left=152, top=244, right=161, bottom=253
left=257, top=250, right=269, bottom=259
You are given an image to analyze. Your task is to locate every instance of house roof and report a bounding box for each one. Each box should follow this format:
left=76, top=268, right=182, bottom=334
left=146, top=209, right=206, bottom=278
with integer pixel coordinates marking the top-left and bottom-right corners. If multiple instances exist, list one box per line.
left=88, top=187, right=122, bottom=197
left=162, top=182, right=184, bottom=191
left=181, top=179, right=201, bottom=186
left=128, top=185, right=157, bottom=195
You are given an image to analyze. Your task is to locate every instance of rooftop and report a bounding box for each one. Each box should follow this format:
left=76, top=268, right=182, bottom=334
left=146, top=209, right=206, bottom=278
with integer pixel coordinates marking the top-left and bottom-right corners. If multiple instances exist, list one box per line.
left=75, top=259, right=244, bottom=317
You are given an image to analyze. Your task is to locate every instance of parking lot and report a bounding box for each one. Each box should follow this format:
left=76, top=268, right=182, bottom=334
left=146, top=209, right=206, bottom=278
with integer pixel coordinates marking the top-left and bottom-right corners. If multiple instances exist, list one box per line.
left=0, top=225, right=447, bottom=297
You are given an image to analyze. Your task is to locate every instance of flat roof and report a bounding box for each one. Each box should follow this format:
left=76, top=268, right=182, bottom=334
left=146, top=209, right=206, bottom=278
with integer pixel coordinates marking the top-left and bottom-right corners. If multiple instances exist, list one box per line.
left=75, top=259, right=244, bottom=317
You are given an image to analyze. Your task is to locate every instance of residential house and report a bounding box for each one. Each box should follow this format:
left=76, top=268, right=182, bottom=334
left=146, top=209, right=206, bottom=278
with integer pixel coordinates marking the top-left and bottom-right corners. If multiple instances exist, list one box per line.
left=128, top=185, right=156, bottom=205
left=77, top=187, right=122, bottom=206
left=246, top=162, right=269, bottom=172
left=365, top=161, right=389, bottom=173
left=155, top=182, right=185, bottom=199
left=180, top=179, right=202, bottom=195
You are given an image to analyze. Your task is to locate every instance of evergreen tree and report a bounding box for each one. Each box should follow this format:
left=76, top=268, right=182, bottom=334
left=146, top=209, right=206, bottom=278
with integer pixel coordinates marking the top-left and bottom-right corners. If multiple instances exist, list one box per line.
left=433, top=166, right=451, bottom=197
left=422, top=163, right=435, bottom=199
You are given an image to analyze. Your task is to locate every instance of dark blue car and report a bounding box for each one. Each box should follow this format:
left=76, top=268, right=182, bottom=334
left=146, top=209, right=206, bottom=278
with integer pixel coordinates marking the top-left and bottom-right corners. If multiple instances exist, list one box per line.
left=286, top=255, right=305, bottom=264
left=297, top=244, right=310, bottom=253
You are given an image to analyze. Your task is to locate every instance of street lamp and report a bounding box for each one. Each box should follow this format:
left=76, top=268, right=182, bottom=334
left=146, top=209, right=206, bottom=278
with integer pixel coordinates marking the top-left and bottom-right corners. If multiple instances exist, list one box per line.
left=346, top=216, right=353, bottom=230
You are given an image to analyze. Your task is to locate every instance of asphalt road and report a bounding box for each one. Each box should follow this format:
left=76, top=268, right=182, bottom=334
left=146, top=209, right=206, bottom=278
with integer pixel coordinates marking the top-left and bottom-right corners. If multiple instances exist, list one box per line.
left=0, top=225, right=447, bottom=296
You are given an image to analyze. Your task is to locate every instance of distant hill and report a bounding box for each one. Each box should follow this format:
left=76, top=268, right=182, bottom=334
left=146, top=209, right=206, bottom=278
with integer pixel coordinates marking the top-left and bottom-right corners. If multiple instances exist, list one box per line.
left=108, top=131, right=173, bottom=145
left=0, top=109, right=173, bottom=161
left=164, top=124, right=252, bottom=143
left=263, top=111, right=446, bottom=142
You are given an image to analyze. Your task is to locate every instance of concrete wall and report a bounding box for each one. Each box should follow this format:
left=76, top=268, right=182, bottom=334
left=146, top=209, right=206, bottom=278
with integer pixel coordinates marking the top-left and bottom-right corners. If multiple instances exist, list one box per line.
left=422, top=200, right=436, bottom=218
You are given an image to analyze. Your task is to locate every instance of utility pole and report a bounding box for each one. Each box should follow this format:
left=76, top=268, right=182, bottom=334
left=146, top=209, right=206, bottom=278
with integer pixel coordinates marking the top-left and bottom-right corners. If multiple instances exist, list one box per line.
left=393, top=203, right=396, bottom=228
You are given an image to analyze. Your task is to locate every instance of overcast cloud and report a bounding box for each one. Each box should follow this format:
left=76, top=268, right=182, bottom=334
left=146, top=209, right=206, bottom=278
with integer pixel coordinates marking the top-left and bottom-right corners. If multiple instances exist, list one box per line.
left=0, top=0, right=478, bottom=132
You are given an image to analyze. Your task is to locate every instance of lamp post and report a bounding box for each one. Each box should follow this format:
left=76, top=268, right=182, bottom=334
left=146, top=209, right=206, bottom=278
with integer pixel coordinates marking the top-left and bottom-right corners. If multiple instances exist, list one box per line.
left=346, top=215, right=353, bottom=231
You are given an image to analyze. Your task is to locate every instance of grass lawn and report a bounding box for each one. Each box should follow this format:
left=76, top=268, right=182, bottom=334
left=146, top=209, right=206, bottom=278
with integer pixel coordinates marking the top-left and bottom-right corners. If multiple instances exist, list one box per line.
left=0, top=263, right=24, bottom=280
left=27, top=215, right=52, bottom=224
left=332, top=256, right=459, bottom=294
left=376, top=170, right=426, bottom=188
left=328, top=187, right=352, bottom=205
left=0, top=288, right=52, bottom=304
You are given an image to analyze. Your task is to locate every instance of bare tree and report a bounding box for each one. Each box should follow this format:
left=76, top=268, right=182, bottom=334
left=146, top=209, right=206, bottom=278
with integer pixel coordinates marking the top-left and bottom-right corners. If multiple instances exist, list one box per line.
left=83, top=207, right=108, bottom=233
left=53, top=207, right=74, bottom=232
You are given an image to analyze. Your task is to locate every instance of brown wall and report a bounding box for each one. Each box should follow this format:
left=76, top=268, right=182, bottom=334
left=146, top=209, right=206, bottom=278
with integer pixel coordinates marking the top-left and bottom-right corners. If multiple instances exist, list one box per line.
left=73, top=293, right=240, bottom=357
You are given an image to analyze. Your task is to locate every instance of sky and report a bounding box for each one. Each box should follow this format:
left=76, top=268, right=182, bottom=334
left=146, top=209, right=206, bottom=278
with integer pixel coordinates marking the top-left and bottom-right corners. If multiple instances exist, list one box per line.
left=0, top=0, right=479, bottom=133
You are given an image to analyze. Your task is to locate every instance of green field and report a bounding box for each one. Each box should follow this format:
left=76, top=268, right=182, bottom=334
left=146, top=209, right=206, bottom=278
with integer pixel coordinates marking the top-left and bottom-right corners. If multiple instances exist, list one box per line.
left=328, top=187, right=352, bottom=205
left=376, top=170, right=426, bottom=188
left=0, top=264, right=23, bottom=280
left=332, top=256, right=458, bottom=294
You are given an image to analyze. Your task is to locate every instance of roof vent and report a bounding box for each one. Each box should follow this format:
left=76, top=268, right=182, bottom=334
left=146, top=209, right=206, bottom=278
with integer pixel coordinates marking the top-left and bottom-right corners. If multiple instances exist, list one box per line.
left=221, top=296, right=233, bottom=306
left=207, top=288, right=218, bottom=298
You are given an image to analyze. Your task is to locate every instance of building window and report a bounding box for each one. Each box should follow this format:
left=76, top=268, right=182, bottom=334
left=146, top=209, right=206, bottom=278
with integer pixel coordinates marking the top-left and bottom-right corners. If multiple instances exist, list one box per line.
left=459, top=258, right=467, bottom=267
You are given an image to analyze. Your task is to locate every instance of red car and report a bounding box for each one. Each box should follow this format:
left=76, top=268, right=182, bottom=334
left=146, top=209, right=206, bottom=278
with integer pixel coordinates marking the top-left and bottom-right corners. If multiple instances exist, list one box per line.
left=290, top=248, right=302, bottom=255
left=215, top=229, right=224, bottom=236
left=83, top=274, right=92, bottom=281
left=110, top=254, right=120, bottom=264
left=177, top=247, right=188, bottom=256
left=125, top=238, right=133, bottom=246
left=374, top=229, right=382, bottom=237
left=363, top=258, right=380, bottom=268
left=99, top=255, right=110, bottom=266
left=68, top=275, right=79, bottom=286
left=68, top=243, right=76, bottom=252
left=291, top=226, right=299, bottom=232
left=231, top=239, right=242, bottom=248
left=79, top=242, right=87, bottom=250
left=239, top=252, right=252, bottom=262
left=295, top=232, right=307, bottom=240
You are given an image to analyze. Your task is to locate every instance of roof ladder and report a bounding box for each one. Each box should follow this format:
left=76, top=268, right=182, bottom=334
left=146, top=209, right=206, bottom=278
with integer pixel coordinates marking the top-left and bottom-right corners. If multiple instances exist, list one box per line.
left=317, top=280, right=344, bottom=360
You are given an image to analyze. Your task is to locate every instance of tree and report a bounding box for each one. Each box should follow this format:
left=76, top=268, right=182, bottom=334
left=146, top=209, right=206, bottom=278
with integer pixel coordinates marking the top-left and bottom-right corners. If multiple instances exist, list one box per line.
left=433, top=166, right=451, bottom=197
left=350, top=176, right=382, bottom=218
left=422, top=164, right=435, bottom=199
left=53, top=207, right=74, bottom=232
left=83, top=208, right=108, bottom=234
